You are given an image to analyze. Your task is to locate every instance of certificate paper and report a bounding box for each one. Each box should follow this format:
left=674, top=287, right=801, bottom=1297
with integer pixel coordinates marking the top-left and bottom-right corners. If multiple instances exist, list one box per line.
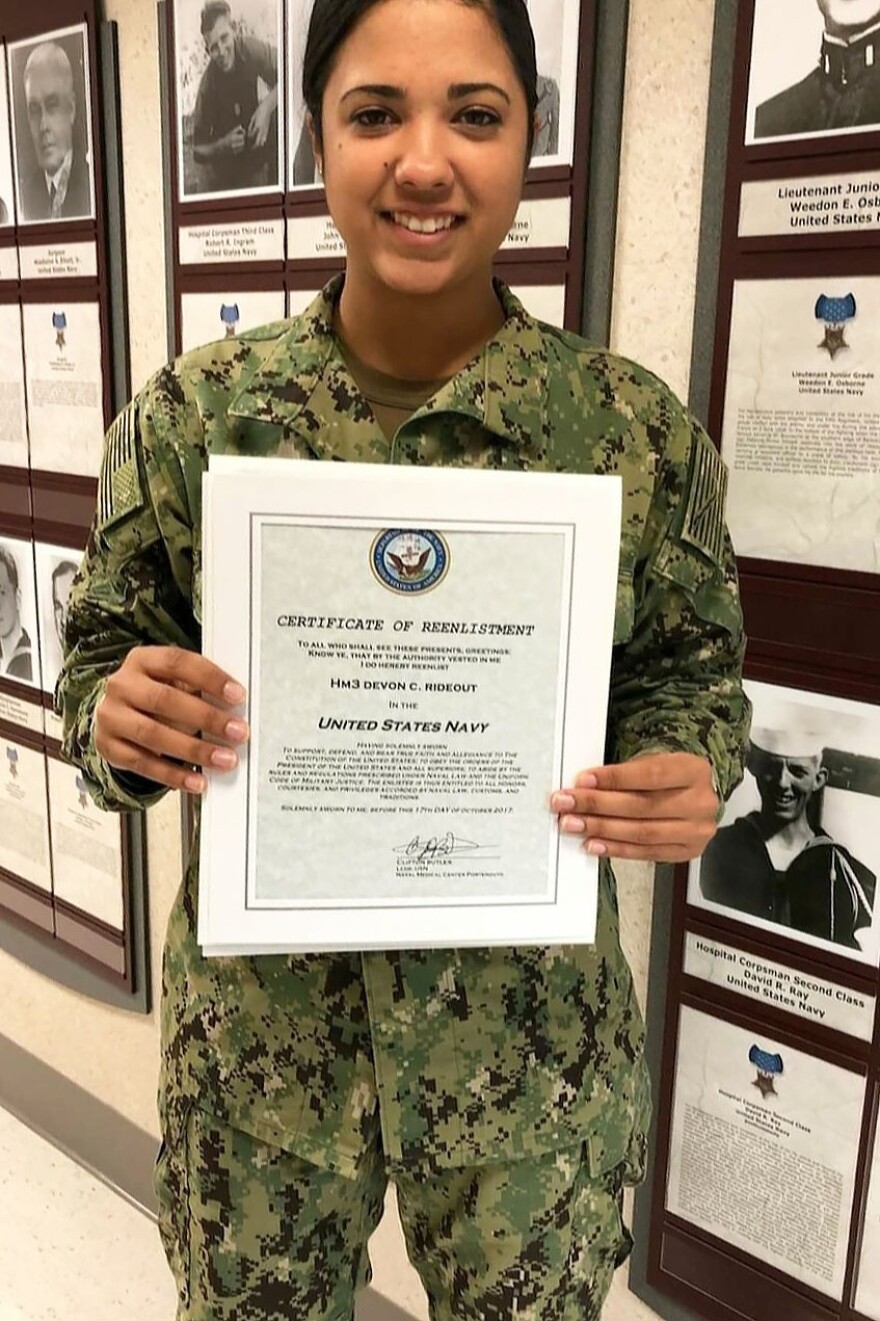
left=199, top=460, right=621, bottom=955
left=666, top=1006, right=865, bottom=1301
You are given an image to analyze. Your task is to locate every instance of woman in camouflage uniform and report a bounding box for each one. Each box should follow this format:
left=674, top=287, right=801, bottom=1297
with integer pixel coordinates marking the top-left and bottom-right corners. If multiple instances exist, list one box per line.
left=59, top=0, right=750, bottom=1316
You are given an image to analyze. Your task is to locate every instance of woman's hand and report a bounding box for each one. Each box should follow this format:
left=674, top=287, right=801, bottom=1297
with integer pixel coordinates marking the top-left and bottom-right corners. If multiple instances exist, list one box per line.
left=550, top=752, right=719, bottom=863
left=95, top=646, right=249, bottom=795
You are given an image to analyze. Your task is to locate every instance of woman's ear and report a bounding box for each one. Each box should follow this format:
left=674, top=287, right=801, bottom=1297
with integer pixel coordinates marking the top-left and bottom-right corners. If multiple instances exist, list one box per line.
left=306, top=112, right=323, bottom=177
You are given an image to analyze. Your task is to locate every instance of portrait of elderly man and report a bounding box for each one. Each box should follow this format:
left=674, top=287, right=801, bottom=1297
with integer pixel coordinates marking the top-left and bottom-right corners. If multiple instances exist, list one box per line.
left=756, top=0, right=880, bottom=138
left=187, top=0, right=280, bottom=194
left=0, top=545, right=33, bottom=683
left=700, top=723, right=877, bottom=950
left=14, top=36, right=92, bottom=223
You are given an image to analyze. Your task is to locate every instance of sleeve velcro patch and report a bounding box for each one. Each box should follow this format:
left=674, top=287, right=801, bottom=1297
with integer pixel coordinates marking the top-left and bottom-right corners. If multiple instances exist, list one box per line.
left=681, top=438, right=728, bottom=566
left=98, top=404, right=144, bottom=530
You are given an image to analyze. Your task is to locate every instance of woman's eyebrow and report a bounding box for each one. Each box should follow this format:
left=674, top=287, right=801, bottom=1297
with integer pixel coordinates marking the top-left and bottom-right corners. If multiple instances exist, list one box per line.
left=340, top=82, right=512, bottom=105
left=341, top=84, right=405, bottom=103
left=448, top=82, right=511, bottom=104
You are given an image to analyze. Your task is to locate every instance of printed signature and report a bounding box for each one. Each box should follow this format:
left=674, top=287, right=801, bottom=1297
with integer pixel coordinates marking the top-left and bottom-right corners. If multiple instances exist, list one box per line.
left=393, top=832, right=489, bottom=864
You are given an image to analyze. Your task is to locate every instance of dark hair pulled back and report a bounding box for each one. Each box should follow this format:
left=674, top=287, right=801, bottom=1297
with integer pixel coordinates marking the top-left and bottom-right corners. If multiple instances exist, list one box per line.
left=200, top=1, right=232, bottom=38
left=302, top=0, right=538, bottom=158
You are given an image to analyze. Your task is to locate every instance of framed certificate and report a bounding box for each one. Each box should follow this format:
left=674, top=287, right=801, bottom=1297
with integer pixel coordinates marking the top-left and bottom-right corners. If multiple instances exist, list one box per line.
left=199, top=459, right=621, bottom=954
left=666, top=1005, right=866, bottom=1303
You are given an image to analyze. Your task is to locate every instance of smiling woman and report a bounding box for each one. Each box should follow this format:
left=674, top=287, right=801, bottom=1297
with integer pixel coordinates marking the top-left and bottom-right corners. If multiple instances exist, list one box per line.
left=307, top=0, right=537, bottom=374
left=57, top=0, right=750, bottom=1317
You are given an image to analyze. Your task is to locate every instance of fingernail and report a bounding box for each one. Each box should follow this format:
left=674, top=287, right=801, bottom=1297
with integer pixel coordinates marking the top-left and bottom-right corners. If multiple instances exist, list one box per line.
left=211, top=748, right=238, bottom=770
left=551, top=793, right=576, bottom=813
left=561, top=816, right=585, bottom=835
left=184, top=773, right=206, bottom=794
left=224, top=682, right=246, bottom=704
left=586, top=840, right=607, bottom=856
left=225, top=719, right=249, bottom=742
left=576, top=773, right=599, bottom=789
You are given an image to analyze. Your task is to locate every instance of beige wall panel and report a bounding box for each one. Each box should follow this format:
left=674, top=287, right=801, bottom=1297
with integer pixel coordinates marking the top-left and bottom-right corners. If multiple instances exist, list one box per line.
left=0, top=794, right=181, bottom=1138
left=105, top=0, right=170, bottom=393
left=0, top=0, right=176, bottom=1136
left=611, top=0, right=715, bottom=401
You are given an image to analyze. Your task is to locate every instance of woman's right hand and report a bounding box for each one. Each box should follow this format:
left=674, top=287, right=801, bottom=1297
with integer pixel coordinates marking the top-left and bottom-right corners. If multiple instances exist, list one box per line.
left=95, top=646, right=250, bottom=795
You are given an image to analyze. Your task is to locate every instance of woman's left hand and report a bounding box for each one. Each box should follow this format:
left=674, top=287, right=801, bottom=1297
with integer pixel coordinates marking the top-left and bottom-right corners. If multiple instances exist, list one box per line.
left=550, top=752, right=719, bottom=863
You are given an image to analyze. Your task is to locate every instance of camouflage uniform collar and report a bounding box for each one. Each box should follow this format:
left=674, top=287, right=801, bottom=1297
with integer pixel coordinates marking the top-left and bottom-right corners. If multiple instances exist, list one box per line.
left=227, top=275, right=549, bottom=452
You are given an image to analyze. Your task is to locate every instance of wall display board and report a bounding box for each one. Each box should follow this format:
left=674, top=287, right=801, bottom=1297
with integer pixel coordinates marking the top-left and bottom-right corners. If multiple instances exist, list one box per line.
left=0, top=3, right=147, bottom=1009
left=633, top=5, right=880, bottom=1320
left=163, top=0, right=600, bottom=353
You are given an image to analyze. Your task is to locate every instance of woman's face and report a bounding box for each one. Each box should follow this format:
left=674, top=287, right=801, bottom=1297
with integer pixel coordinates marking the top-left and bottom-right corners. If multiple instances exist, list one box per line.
left=319, top=0, right=530, bottom=300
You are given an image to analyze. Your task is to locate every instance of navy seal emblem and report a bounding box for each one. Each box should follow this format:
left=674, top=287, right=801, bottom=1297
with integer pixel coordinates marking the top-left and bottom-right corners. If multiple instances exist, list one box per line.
left=371, top=530, right=450, bottom=594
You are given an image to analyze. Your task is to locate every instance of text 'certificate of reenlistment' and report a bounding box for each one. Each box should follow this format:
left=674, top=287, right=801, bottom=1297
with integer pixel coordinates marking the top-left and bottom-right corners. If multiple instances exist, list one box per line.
left=199, top=460, right=621, bottom=955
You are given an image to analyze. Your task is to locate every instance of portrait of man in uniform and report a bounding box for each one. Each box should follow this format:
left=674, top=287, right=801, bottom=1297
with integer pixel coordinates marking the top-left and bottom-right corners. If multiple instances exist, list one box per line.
left=526, top=0, right=564, bottom=158
left=9, top=26, right=94, bottom=224
left=751, top=0, right=880, bottom=141
left=33, top=545, right=80, bottom=695
left=0, top=543, right=34, bottom=684
left=286, top=0, right=318, bottom=188
left=176, top=0, right=282, bottom=198
left=699, top=719, right=878, bottom=952
left=0, top=55, right=14, bottom=226
left=51, top=558, right=78, bottom=652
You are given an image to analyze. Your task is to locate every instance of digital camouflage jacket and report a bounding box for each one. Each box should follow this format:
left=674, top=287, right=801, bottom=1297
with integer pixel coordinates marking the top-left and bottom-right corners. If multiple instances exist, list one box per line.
left=58, top=278, right=750, bottom=1180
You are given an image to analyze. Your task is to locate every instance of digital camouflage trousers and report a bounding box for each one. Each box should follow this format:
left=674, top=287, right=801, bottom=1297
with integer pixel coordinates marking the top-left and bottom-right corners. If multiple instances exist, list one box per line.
left=154, top=1103, right=634, bottom=1320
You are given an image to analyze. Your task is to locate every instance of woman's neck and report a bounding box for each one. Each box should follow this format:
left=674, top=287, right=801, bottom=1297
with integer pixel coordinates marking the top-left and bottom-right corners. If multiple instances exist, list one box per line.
left=336, top=270, right=506, bottom=381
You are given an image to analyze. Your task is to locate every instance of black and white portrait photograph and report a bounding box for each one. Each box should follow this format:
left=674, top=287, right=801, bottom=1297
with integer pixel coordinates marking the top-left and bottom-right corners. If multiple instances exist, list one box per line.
left=0, top=50, right=15, bottom=227
left=175, top=0, right=284, bottom=201
left=527, top=0, right=581, bottom=166
left=748, top=0, right=880, bottom=145
left=0, top=535, right=38, bottom=689
left=286, top=0, right=318, bottom=190
left=8, top=24, right=95, bottom=225
left=285, top=0, right=582, bottom=190
left=34, top=542, right=80, bottom=697
left=690, top=681, right=880, bottom=964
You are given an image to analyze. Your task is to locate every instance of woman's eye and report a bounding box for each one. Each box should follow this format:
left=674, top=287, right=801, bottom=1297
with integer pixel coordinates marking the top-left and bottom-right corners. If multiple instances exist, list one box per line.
left=352, top=108, right=395, bottom=129
left=457, top=107, right=502, bottom=129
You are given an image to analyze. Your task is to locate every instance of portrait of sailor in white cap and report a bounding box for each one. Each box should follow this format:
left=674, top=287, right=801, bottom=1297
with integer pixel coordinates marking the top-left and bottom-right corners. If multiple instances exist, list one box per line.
left=700, top=717, right=876, bottom=950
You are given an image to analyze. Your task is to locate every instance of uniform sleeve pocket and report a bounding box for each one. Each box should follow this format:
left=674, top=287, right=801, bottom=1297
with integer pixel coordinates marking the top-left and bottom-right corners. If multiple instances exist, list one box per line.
left=653, top=538, right=739, bottom=633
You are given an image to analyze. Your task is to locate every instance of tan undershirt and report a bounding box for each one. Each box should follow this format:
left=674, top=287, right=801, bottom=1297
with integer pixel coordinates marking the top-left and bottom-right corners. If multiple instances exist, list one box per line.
left=339, top=340, right=451, bottom=442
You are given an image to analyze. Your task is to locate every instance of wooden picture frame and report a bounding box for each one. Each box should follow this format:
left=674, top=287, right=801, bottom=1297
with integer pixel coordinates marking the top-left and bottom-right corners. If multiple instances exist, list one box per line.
left=0, top=6, right=149, bottom=1014
left=631, top=4, right=880, bottom=1318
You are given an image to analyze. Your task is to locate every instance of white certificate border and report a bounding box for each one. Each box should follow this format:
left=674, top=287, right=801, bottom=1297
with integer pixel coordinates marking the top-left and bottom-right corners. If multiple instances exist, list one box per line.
left=245, top=514, right=573, bottom=913
left=200, top=460, right=621, bottom=953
